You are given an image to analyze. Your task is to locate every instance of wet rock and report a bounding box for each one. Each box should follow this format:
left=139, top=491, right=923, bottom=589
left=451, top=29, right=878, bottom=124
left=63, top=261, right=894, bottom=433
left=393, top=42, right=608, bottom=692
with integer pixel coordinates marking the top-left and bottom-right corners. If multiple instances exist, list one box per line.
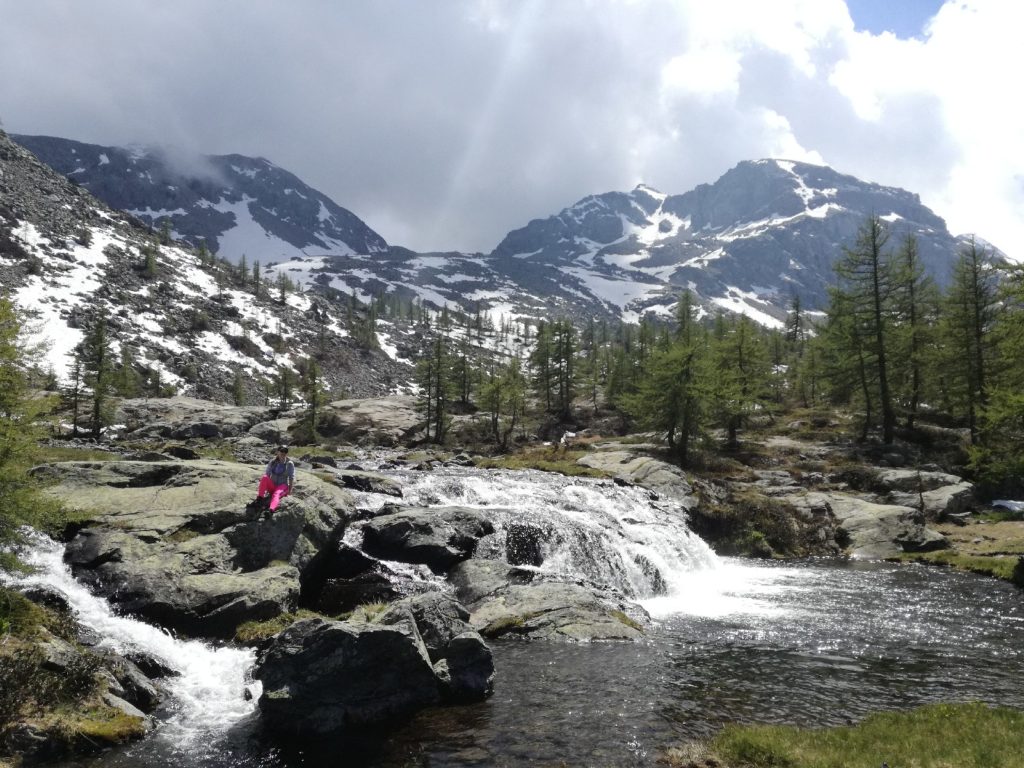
left=361, top=506, right=495, bottom=572
left=575, top=450, right=697, bottom=508
left=505, top=522, right=547, bottom=566
left=50, top=459, right=352, bottom=638
left=433, top=632, right=495, bottom=702
left=323, top=469, right=403, bottom=497
left=314, top=573, right=402, bottom=614
left=380, top=592, right=473, bottom=663
left=254, top=617, right=440, bottom=736
left=470, top=581, right=646, bottom=642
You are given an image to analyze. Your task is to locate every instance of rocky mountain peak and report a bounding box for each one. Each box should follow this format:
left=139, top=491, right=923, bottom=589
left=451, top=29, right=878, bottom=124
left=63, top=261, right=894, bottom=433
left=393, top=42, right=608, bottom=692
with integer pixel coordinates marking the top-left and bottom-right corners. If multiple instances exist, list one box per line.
left=12, top=134, right=390, bottom=263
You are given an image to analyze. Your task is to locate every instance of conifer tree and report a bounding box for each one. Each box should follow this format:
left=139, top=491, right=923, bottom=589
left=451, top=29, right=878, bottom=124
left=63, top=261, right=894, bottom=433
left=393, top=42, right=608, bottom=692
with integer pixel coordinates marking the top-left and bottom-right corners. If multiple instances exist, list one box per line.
left=232, top=369, right=246, bottom=406
left=114, top=347, right=141, bottom=398
left=0, top=296, right=60, bottom=568
left=297, top=357, right=325, bottom=443
left=78, top=313, right=113, bottom=439
left=833, top=214, right=897, bottom=442
left=942, top=237, right=1000, bottom=443
left=891, top=234, right=938, bottom=429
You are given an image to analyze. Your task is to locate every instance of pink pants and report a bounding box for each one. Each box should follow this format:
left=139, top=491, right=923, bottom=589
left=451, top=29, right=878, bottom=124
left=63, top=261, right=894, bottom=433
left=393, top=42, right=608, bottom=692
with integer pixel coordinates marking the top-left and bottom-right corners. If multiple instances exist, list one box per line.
left=257, top=475, right=290, bottom=511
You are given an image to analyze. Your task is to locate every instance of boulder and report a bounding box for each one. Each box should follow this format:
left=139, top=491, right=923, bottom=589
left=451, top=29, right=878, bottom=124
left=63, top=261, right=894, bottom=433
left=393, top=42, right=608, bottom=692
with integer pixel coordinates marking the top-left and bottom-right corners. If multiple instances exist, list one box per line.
left=248, top=418, right=296, bottom=444
left=803, top=491, right=948, bottom=558
left=379, top=593, right=494, bottom=702
left=469, top=581, right=646, bottom=642
left=47, top=459, right=353, bottom=638
left=317, top=396, right=421, bottom=446
left=314, top=573, right=402, bottom=614
left=361, top=506, right=495, bottom=572
left=889, top=482, right=976, bottom=520
left=448, top=559, right=645, bottom=642
left=433, top=632, right=495, bottom=703
left=873, top=468, right=965, bottom=493
left=380, top=592, right=473, bottom=662
left=575, top=451, right=697, bottom=508
left=115, top=396, right=275, bottom=440
left=253, top=617, right=440, bottom=736
left=505, top=522, right=547, bottom=566
left=316, top=468, right=403, bottom=497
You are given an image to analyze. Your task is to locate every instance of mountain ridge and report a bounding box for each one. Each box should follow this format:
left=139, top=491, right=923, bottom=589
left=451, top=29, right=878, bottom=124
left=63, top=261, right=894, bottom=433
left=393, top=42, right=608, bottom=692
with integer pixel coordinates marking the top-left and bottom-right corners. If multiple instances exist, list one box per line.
left=12, top=133, right=994, bottom=330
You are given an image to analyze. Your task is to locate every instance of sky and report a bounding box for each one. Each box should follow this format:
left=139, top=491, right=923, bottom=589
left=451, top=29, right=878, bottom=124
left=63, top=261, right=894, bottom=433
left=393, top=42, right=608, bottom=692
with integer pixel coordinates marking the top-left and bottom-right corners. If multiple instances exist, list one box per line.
left=1, top=0, right=1021, bottom=260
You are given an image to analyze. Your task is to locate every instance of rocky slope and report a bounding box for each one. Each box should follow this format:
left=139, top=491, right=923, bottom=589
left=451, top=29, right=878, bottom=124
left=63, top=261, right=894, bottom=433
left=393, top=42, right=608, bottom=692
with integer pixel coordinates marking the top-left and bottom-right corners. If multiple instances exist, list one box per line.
left=16, top=133, right=995, bottom=329
left=0, top=129, right=407, bottom=400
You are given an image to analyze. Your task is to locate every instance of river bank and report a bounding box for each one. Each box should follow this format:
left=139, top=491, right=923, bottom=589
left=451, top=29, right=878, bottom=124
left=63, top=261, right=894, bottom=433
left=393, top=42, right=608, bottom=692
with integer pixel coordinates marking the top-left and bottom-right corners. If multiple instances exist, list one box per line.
left=3, top=395, right=1023, bottom=765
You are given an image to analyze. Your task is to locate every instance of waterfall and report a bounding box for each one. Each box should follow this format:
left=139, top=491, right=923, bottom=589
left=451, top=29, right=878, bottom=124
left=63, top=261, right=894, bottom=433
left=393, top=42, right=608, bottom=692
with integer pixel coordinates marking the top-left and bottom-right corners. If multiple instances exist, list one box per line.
left=5, top=533, right=259, bottom=753
left=353, top=467, right=721, bottom=601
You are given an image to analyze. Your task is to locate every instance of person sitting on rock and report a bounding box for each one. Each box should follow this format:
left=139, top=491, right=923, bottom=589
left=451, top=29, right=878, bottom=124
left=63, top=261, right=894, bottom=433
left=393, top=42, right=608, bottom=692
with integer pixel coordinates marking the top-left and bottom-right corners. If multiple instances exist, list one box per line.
left=254, top=445, right=294, bottom=513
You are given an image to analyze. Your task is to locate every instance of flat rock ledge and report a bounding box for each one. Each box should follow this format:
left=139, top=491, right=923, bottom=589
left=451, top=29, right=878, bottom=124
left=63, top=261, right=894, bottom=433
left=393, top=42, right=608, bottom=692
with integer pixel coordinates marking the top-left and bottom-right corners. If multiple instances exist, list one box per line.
left=40, top=459, right=354, bottom=638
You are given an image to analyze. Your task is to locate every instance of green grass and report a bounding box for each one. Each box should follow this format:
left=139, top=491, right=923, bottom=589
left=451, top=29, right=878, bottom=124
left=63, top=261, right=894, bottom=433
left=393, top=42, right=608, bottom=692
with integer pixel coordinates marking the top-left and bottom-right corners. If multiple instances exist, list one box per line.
left=233, top=609, right=323, bottom=643
left=698, top=702, right=1024, bottom=768
left=610, top=609, right=644, bottom=632
left=476, top=447, right=608, bottom=478
left=900, top=551, right=1024, bottom=585
left=33, top=446, right=117, bottom=463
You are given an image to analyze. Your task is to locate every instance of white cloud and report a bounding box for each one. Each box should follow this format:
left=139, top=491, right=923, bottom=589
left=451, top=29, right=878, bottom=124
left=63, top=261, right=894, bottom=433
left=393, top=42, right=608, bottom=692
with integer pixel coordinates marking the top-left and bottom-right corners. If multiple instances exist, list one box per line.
left=0, top=0, right=1020, bottom=259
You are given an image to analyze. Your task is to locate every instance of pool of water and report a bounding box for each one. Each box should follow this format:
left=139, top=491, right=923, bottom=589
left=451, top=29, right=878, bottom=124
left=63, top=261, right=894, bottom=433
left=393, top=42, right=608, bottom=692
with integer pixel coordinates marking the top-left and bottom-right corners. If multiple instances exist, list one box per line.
left=58, top=557, right=1024, bottom=768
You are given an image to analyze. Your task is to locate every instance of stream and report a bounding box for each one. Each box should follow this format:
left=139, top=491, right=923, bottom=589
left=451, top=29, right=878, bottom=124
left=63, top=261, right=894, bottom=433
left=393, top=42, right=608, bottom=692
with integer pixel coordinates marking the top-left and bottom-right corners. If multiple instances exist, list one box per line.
left=12, top=466, right=1024, bottom=767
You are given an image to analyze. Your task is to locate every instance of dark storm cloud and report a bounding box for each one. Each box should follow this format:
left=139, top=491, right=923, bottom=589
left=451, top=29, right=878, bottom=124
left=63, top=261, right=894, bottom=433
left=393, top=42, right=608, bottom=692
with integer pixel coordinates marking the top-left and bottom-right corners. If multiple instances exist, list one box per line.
left=0, top=0, right=1019, bottom=257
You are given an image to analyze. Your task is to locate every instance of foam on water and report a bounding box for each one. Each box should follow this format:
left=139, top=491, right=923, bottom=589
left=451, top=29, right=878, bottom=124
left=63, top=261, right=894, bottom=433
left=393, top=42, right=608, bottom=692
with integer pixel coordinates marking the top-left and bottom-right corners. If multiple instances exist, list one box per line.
left=6, top=533, right=259, bottom=747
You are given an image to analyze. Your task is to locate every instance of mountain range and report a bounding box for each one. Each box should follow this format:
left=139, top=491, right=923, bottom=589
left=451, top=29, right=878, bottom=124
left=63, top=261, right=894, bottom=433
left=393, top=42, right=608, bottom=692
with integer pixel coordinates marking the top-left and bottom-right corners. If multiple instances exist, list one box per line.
left=14, top=133, right=988, bottom=331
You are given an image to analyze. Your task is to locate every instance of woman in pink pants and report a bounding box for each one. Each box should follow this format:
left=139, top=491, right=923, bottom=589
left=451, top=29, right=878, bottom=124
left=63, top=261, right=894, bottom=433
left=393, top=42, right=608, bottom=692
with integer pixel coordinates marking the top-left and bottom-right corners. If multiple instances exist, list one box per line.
left=254, top=445, right=294, bottom=513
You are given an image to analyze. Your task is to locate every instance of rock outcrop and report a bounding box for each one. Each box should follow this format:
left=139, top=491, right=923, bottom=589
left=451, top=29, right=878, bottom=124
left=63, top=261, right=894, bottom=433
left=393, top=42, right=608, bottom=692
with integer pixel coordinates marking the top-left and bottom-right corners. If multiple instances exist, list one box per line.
left=448, top=559, right=646, bottom=642
left=575, top=450, right=698, bottom=507
left=798, top=491, right=948, bottom=559
left=361, top=506, right=495, bottom=572
left=316, top=396, right=421, bottom=446
left=42, top=460, right=353, bottom=638
left=253, top=594, right=493, bottom=736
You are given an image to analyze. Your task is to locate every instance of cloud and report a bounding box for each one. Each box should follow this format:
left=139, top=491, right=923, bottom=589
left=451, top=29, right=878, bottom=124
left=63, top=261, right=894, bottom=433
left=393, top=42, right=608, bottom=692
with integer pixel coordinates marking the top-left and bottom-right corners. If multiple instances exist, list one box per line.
left=0, top=0, right=1020, bottom=259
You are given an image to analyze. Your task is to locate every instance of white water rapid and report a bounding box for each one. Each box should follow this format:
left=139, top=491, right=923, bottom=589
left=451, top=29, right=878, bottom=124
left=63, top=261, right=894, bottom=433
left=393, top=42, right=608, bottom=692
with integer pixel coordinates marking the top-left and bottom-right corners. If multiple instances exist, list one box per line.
left=354, top=467, right=723, bottom=602
left=6, top=533, right=259, bottom=752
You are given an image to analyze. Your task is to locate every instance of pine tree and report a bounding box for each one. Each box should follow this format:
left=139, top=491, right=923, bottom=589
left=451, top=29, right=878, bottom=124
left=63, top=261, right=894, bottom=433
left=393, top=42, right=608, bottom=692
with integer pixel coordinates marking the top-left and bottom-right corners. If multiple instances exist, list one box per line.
left=297, top=358, right=325, bottom=443
left=114, top=347, right=141, bottom=398
left=276, top=366, right=295, bottom=409
left=238, top=254, right=249, bottom=285
left=232, top=369, right=246, bottom=406
left=891, top=234, right=938, bottom=429
left=416, top=337, right=452, bottom=442
left=158, top=218, right=172, bottom=245
left=253, top=260, right=261, bottom=296
left=709, top=315, right=772, bottom=449
left=78, top=313, right=113, bottom=439
left=942, top=237, right=1000, bottom=443
left=833, top=214, right=897, bottom=442
left=0, top=296, right=60, bottom=569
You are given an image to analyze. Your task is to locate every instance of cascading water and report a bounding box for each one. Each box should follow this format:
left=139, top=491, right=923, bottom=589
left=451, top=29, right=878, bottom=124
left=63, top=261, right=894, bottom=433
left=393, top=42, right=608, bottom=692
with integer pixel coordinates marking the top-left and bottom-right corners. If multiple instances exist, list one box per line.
left=349, top=466, right=721, bottom=601
left=6, top=533, right=259, bottom=760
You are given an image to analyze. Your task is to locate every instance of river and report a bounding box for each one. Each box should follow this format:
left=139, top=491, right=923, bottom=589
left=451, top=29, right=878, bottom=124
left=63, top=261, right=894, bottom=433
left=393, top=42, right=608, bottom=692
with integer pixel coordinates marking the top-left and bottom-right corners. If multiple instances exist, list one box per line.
left=14, top=467, right=1024, bottom=767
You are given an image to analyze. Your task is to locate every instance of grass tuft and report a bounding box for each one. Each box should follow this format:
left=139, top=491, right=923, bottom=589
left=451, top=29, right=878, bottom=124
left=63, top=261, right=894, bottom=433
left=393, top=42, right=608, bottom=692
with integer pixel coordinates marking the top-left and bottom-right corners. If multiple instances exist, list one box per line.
left=701, top=702, right=1024, bottom=768
left=233, top=609, right=322, bottom=644
left=477, top=447, right=607, bottom=478
left=900, top=551, right=1023, bottom=584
